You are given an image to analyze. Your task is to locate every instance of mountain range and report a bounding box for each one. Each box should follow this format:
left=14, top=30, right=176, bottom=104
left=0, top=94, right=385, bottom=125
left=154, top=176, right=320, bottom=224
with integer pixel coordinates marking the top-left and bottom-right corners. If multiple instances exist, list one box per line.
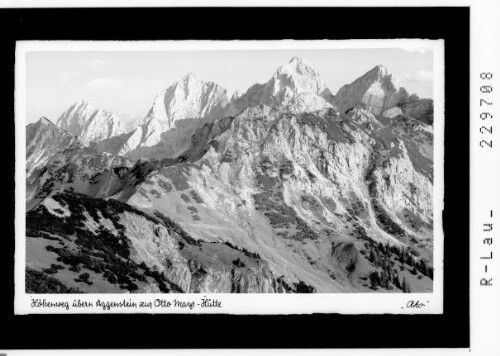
left=25, top=57, right=434, bottom=293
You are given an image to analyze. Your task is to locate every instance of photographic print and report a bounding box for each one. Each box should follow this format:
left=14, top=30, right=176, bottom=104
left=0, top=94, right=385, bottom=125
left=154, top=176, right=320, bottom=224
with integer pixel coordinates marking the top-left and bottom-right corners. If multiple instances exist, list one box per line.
left=15, top=40, right=444, bottom=314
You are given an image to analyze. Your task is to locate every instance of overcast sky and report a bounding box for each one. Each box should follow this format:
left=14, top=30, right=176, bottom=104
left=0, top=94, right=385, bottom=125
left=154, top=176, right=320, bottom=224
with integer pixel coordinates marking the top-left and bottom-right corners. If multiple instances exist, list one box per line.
left=25, top=48, right=433, bottom=124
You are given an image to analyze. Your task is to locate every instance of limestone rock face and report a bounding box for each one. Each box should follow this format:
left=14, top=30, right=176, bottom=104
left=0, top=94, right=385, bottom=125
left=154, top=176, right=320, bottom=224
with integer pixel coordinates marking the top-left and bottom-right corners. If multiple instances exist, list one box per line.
left=120, top=103, right=434, bottom=292
left=25, top=58, right=435, bottom=294
left=26, top=191, right=306, bottom=293
left=398, top=94, right=434, bottom=124
left=97, top=57, right=337, bottom=160
left=231, top=57, right=334, bottom=114
left=25, top=117, right=136, bottom=207
left=334, top=65, right=409, bottom=115
left=334, top=66, right=434, bottom=125
left=347, top=108, right=382, bottom=128
left=26, top=117, right=79, bottom=177
left=381, top=107, right=404, bottom=119
left=143, top=73, right=229, bottom=129
left=116, top=74, right=230, bottom=158
left=56, top=100, right=127, bottom=145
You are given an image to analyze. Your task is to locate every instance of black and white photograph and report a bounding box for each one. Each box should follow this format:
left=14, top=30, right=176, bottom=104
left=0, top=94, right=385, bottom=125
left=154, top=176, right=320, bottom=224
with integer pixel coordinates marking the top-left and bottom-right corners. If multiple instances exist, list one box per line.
left=1, top=2, right=489, bottom=354
left=15, top=40, right=444, bottom=314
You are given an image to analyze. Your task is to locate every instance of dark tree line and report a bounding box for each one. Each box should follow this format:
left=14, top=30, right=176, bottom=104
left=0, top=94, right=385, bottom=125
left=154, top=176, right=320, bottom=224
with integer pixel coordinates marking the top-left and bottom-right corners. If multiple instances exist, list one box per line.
left=365, top=240, right=433, bottom=292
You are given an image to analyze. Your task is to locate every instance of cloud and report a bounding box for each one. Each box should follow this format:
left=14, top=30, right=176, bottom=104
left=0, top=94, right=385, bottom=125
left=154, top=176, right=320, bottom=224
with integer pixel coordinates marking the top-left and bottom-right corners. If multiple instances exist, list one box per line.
left=414, top=70, right=433, bottom=82
left=83, top=77, right=123, bottom=91
left=404, top=70, right=433, bottom=83
left=403, top=46, right=430, bottom=54
left=91, top=59, right=106, bottom=68
left=59, top=72, right=78, bottom=86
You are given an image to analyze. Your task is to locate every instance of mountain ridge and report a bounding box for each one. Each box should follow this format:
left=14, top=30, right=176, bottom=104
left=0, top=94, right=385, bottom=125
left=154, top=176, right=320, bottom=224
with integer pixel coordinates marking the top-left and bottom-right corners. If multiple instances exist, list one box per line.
left=44, top=58, right=432, bottom=160
left=56, top=100, right=127, bottom=145
left=25, top=58, right=435, bottom=294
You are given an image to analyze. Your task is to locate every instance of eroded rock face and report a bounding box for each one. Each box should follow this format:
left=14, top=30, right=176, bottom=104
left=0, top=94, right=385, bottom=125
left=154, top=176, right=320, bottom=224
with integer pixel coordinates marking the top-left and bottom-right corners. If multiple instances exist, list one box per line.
left=347, top=108, right=382, bottom=128
left=94, top=58, right=337, bottom=160
left=116, top=74, right=231, bottom=158
left=26, top=117, right=78, bottom=177
left=26, top=118, right=139, bottom=207
left=382, top=107, right=404, bottom=119
left=121, top=103, right=433, bottom=292
left=398, top=94, right=434, bottom=124
left=230, top=57, right=334, bottom=115
left=26, top=191, right=311, bottom=293
left=334, top=65, right=409, bottom=116
left=26, top=58, right=435, bottom=294
left=333, top=66, right=434, bottom=125
left=56, top=100, right=127, bottom=145
left=28, top=105, right=433, bottom=292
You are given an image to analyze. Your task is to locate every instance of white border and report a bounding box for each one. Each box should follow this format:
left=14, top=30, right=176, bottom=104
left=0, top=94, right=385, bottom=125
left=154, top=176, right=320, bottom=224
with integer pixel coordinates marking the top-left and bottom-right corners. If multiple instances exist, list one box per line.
left=14, top=39, right=444, bottom=315
left=470, top=0, right=500, bottom=354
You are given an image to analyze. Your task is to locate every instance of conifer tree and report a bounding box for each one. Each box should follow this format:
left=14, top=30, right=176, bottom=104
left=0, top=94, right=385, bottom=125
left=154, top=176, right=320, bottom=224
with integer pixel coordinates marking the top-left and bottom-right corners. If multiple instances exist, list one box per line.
left=421, top=261, right=430, bottom=277
left=370, top=271, right=381, bottom=289
left=411, top=264, right=418, bottom=275
left=393, top=275, right=401, bottom=290
left=402, top=277, right=410, bottom=293
left=369, top=249, right=376, bottom=263
left=399, top=252, right=405, bottom=266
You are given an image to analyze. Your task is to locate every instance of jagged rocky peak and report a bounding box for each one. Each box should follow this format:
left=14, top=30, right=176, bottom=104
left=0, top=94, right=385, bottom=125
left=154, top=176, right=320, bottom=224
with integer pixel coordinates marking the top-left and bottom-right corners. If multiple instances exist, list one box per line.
left=183, top=71, right=197, bottom=80
left=354, top=65, right=395, bottom=86
left=181, top=72, right=205, bottom=86
left=57, top=100, right=93, bottom=135
left=101, top=60, right=338, bottom=159
left=27, top=117, right=59, bottom=148
left=364, top=65, right=403, bottom=93
left=142, top=72, right=230, bottom=128
left=367, top=64, right=390, bottom=77
left=28, top=116, right=64, bottom=141
left=230, top=89, right=242, bottom=101
left=231, top=57, right=334, bottom=114
left=333, top=64, right=409, bottom=116
left=114, top=74, right=231, bottom=158
left=26, top=116, right=79, bottom=176
left=276, top=56, right=318, bottom=77
left=56, top=99, right=126, bottom=145
left=276, top=56, right=334, bottom=100
left=26, top=59, right=436, bottom=294
left=333, top=64, right=434, bottom=125
left=34, top=116, right=56, bottom=127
